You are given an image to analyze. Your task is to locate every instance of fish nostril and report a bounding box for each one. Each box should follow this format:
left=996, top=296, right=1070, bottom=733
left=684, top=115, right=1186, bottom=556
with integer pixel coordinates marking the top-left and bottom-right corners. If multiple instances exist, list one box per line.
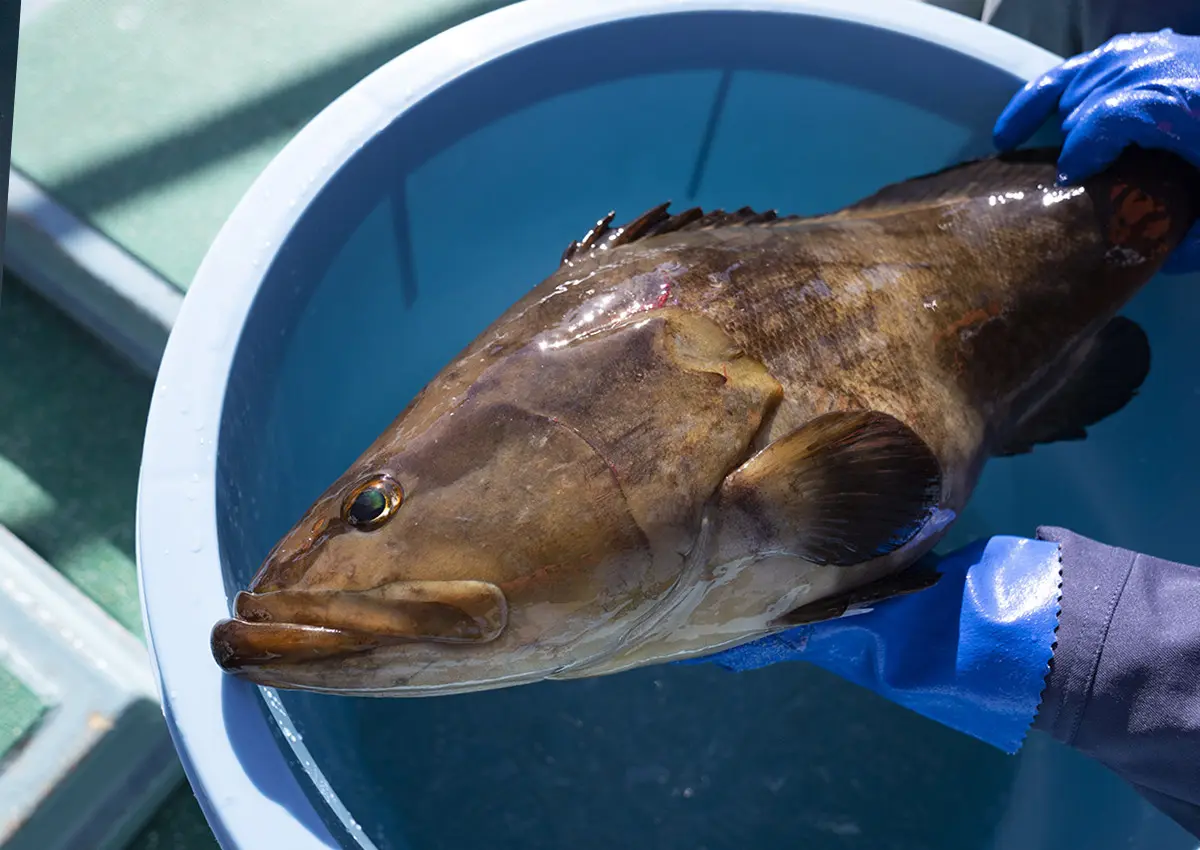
left=233, top=592, right=273, bottom=622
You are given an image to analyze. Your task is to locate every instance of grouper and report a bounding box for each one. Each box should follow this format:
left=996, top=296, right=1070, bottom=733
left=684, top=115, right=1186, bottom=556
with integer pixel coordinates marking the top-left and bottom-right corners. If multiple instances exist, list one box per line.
left=211, top=145, right=1199, bottom=696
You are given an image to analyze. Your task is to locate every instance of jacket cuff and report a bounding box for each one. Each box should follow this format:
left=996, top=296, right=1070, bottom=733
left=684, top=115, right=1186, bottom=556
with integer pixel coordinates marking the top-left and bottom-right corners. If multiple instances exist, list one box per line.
left=800, top=535, right=1063, bottom=755
left=1031, top=526, right=1136, bottom=741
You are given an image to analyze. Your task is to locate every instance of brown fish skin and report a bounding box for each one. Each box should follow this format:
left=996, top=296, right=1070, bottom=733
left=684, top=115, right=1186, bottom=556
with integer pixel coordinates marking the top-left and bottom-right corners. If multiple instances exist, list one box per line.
left=211, top=145, right=1198, bottom=695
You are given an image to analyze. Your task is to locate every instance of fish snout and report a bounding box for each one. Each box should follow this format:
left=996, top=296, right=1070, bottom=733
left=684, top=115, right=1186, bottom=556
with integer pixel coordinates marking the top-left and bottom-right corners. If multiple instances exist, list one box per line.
left=209, top=579, right=509, bottom=673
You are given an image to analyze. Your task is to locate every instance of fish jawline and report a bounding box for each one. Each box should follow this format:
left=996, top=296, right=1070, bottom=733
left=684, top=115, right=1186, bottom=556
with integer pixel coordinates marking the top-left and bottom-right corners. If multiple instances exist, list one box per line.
left=548, top=504, right=721, bottom=681
left=232, top=667, right=561, bottom=698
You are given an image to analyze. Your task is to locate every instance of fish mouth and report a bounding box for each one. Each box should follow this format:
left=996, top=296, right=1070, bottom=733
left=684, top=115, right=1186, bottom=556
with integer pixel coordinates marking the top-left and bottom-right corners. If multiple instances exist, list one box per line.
left=210, top=580, right=508, bottom=672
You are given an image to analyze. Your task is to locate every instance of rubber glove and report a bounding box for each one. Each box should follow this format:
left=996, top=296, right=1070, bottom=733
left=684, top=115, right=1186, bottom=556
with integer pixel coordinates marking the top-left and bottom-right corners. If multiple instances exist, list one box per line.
left=993, top=28, right=1200, bottom=274
left=679, top=536, right=1062, bottom=755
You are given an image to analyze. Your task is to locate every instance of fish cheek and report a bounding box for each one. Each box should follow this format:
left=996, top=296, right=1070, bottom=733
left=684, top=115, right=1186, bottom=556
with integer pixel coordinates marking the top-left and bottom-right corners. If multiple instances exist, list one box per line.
left=380, top=403, right=665, bottom=652
left=457, top=420, right=665, bottom=657
left=464, top=413, right=663, bottom=647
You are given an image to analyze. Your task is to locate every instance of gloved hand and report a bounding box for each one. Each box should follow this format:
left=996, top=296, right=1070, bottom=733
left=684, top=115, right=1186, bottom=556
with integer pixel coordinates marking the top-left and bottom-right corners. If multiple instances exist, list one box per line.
left=680, top=536, right=1062, bottom=754
left=993, top=28, right=1200, bottom=274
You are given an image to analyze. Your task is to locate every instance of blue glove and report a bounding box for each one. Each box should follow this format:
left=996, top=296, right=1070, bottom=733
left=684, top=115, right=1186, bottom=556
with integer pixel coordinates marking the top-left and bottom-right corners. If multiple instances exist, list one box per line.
left=993, top=28, right=1200, bottom=274
left=681, top=537, right=1062, bottom=754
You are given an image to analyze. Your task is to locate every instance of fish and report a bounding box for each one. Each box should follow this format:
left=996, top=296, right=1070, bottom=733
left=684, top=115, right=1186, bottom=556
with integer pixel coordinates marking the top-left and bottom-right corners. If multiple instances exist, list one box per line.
left=211, top=144, right=1199, bottom=696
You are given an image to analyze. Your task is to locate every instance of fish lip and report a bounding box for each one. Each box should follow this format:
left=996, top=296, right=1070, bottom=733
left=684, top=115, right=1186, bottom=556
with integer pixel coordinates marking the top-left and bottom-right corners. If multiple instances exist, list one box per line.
left=210, top=617, right=394, bottom=671
left=209, top=621, right=553, bottom=695
left=211, top=579, right=510, bottom=673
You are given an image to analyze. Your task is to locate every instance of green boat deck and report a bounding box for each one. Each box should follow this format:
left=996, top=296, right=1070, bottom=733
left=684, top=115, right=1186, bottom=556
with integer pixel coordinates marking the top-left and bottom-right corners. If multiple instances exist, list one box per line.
left=13, top=0, right=515, bottom=291
left=0, top=666, right=43, bottom=762
left=0, top=275, right=212, bottom=848
left=0, top=1, right=516, bottom=846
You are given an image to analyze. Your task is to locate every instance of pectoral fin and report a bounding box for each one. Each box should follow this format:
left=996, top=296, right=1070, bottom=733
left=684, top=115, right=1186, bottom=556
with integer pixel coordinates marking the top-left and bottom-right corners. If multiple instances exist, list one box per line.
left=775, top=565, right=942, bottom=626
left=718, top=411, right=943, bottom=567
left=997, top=316, right=1150, bottom=457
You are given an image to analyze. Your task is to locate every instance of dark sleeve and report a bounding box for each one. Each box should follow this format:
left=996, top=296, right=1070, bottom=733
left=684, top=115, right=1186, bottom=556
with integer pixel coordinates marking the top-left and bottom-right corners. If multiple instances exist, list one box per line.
left=1032, top=526, right=1200, bottom=839
left=1078, top=0, right=1200, bottom=51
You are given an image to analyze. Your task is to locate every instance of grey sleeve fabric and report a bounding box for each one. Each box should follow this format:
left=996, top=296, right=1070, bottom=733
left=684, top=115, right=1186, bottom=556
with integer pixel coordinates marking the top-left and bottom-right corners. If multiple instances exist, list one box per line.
left=923, top=0, right=1200, bottom=56
left=1076, top=0, right=1200, bottom=51
left=1032, top=526, right=1200, bottom=839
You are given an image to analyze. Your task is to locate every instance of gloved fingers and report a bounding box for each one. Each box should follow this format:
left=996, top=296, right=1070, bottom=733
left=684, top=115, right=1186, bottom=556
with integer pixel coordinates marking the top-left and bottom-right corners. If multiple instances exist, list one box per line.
left=993, top=28, right=1186, bottom=153
left=1160, top=219, right=1200, bottom=275
left=1054, top=29, right=1192, bottom=117
left=993, top=65, right=1075, bottom=151
left=1057, top=89, right=1196, bottom=183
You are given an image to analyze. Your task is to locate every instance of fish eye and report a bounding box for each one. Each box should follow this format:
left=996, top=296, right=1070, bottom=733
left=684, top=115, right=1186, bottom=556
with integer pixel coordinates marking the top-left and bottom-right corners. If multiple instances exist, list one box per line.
left=342, top=475, right=403, bottom=531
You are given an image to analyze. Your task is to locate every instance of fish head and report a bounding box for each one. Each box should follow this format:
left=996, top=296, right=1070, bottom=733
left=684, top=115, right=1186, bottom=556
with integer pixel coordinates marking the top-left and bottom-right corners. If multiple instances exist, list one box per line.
left=211, top=399, right=668, bottom=695
left=211, top=308, right=784, bottom=695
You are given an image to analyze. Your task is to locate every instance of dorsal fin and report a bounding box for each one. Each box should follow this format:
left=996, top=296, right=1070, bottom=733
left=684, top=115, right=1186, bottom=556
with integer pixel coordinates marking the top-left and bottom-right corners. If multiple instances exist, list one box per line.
left=559, top=203, right=798, bottom=267
left=558, top=149, right=1065, bottom=265
left=825, top=146, right=1063, bottom=219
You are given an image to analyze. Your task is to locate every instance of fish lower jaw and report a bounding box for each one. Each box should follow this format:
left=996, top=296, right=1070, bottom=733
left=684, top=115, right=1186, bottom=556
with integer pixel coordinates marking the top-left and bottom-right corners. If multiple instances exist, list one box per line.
left=210, top=613, right=564, bottom=696
left=210, top=617, right=398, bottom=672
left=232, top=666, right=560, bottom=699
left=210, top=618, right=510, bottom=695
